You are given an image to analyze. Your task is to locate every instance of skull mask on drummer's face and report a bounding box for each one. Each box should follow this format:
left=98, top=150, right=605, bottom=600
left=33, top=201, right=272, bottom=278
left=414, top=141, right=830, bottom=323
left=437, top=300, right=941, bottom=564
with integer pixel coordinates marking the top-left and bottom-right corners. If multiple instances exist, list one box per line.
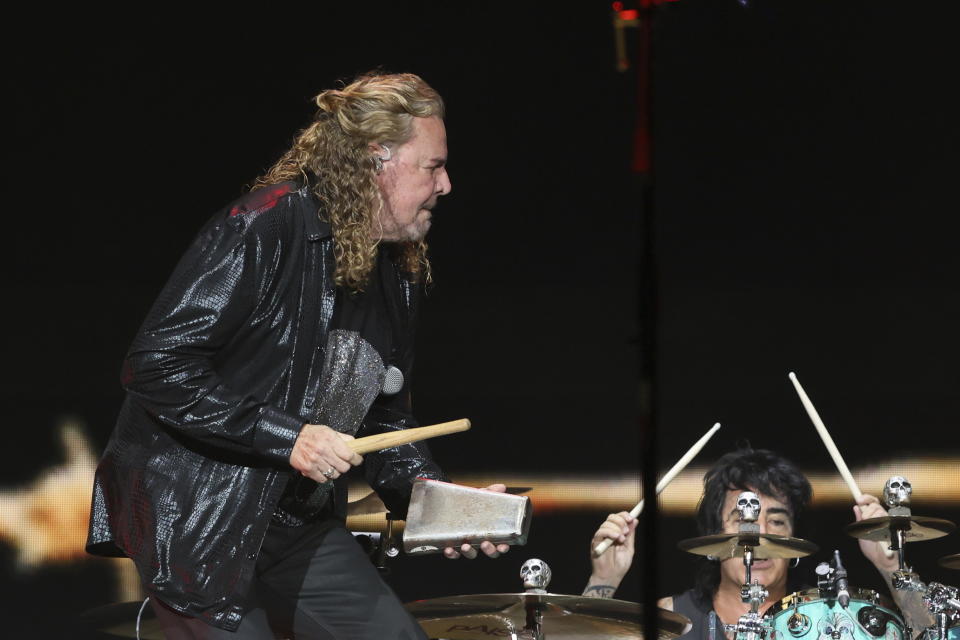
left=520, top=558, right=552, bottom=591
left=883, top=476, right=912, bottom=508
left=736, top=491, right=762, bottom=522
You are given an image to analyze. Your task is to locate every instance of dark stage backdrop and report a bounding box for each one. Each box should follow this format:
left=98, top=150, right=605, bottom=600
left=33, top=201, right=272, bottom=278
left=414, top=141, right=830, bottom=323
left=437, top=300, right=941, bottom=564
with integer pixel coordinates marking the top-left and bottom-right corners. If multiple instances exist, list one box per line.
left=4, top=6, right=641, bottom=637
left=3, top=2, right=960, bottom=638
left=653, top=0, right=960, bottom=604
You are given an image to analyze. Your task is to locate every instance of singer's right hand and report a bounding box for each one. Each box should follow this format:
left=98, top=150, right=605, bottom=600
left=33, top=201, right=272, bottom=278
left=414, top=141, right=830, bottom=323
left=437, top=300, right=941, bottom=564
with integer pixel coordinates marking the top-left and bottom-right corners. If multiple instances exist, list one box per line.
left=290, top=424, right=363, bottom=483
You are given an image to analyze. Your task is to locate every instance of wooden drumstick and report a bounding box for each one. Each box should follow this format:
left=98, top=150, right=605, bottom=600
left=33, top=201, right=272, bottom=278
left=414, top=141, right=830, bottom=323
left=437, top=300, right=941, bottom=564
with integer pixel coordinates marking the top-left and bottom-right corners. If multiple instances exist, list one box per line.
left=788, top=372, right=861, bottom=498
left=788, top=372, right=895, bottom=558
left=593, top=422, right=721, bottom=556
left=348, top=418, right=471, bottom=455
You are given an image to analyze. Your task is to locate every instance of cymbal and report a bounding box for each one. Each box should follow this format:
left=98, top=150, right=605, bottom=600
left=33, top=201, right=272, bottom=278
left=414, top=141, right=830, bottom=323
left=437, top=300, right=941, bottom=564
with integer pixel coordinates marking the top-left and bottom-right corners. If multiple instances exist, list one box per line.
left=843, top=515, right=956, bottom=543
left=678, top=533, right=818, bottom=559
left=405, top=593, right=691, bottom=640
left=347, top=491, right=390, bottom=516
left=79, top=601, right=163, bottom=639
left=346, top=512, right=407, bottom=533
left=938, top=553, right=960, bottom=570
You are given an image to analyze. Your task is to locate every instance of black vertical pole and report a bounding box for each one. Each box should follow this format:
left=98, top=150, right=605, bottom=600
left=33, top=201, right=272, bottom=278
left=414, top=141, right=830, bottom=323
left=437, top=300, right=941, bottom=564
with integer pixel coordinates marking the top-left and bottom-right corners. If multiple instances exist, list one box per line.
left=636, top=5, right=659, bottom=640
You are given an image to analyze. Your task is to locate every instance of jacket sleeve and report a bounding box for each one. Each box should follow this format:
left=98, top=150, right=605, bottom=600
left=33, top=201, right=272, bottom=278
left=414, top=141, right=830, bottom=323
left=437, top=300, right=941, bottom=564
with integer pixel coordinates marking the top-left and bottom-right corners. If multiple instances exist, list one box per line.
left=359, top=388, right=449, bottom=519
left=358, top=276, right=448, bottom=518
left=120, top=209, right=303, bottom=467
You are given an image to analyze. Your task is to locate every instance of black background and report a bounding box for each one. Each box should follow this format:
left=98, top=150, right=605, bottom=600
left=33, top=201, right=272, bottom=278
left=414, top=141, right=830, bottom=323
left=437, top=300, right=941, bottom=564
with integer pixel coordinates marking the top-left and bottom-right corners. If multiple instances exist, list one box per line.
left=4, top=1, right=960, bottom=636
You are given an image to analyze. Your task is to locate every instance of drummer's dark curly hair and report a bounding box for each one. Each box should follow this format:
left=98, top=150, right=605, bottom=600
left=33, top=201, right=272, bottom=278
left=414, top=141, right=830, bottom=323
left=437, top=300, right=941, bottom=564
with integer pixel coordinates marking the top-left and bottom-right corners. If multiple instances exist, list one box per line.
left=691, top=446, right=813, bottom=608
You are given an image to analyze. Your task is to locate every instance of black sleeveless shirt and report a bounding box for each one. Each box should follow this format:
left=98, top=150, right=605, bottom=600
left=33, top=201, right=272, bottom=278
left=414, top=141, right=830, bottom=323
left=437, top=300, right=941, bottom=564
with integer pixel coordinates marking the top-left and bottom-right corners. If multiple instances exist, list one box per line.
left=673, top=590, right=723, bottom=640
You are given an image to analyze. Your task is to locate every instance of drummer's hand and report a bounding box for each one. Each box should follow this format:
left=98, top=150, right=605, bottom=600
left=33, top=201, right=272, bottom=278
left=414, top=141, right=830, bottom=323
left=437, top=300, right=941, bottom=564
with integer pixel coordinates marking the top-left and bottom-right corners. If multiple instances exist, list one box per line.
left=442, top=484, right=512, bottom=560
left=855, top=494, right=898, bottom=573
left=589, top=511, right=636, bottom=586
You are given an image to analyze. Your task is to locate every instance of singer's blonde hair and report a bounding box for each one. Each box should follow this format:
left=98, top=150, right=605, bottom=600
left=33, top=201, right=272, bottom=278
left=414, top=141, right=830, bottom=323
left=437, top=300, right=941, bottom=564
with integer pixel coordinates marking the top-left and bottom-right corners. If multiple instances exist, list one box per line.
left=254, top=72, right=444, bottom=291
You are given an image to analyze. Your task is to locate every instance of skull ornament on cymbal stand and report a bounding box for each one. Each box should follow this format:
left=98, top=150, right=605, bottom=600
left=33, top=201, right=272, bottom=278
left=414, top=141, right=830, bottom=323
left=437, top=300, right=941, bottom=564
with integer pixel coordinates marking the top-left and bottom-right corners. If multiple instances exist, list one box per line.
left=520, top=558, right=552, bottom=594
left=883, top=476, right=913, bottom=514
left=737, top=491, right=762, bottom=524
left=882, top=475, right=922, bottom=589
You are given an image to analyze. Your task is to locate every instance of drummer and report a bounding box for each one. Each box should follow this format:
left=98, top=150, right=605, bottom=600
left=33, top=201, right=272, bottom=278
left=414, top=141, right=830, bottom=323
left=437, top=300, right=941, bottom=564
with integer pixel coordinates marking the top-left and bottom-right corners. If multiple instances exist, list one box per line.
left=587, top=446, right=932, bottom=638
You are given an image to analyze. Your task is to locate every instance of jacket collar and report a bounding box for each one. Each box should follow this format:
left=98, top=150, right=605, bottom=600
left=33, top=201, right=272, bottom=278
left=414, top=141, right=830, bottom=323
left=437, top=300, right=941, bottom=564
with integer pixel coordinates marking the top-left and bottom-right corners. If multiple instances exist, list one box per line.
left=299, top=184, right=332, bottom=242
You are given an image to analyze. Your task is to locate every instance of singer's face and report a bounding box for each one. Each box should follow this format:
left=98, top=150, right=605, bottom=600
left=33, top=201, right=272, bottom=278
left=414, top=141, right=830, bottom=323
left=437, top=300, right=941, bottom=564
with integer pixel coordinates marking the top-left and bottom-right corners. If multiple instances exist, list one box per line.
left=717, top=488, right=794, bottom=598
left=374, top=116, right=452, bottom=242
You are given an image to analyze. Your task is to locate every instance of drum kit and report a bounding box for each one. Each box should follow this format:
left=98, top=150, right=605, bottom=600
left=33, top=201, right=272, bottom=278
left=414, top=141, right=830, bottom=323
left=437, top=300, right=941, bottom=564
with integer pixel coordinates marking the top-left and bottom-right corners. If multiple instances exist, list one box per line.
left=672, top=477, right=959, bottom=640
left=79, top=388, right=960, bottom=640
left=78, top=475, right=959, bottom=640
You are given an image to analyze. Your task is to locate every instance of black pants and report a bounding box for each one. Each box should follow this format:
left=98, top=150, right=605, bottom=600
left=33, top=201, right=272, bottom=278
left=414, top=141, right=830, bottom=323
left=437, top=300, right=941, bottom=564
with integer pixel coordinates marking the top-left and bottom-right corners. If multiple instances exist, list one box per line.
left=150, top=521, right=427, bottom=639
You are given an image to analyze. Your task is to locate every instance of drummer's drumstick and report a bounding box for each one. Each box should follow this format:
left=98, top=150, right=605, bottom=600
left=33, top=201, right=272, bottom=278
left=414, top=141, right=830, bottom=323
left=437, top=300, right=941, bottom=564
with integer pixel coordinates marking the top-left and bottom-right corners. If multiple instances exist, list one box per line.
left=788, top=372, right=861, bottom=498
left=348, top=419, right=471, bottom=455
left=593, top=422, right=721, bottom=556
left=788, top=372, right=895, bottom=558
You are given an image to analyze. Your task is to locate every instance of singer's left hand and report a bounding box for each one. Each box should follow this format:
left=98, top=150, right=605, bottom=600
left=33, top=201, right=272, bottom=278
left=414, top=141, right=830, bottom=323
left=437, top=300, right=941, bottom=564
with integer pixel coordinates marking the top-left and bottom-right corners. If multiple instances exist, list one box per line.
left=855, top=494, right=898, bottom=573
left=442, top=484, right=511, bottom=560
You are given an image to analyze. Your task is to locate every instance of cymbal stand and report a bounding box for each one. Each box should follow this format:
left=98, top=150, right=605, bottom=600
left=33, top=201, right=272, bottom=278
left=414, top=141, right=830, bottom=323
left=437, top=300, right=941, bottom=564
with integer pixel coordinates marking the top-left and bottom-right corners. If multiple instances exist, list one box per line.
left=733, top=492, right=769, bottom=640
left=880, top=476, right=925, bottom=591
left=886, top=504, right=923, bottom=590
left=373, top=512, right=401, bottom=573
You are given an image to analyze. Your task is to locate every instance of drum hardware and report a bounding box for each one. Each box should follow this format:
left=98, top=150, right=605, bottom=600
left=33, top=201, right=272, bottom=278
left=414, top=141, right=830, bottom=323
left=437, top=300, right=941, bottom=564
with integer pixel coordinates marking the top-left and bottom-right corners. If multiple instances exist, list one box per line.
left=786, top=593, right=813, bottom=637
left=351, top=513, right=402, bottom=574
left=737, top=581, right=770, bottom=640
left=347, top=494, right=405, bottom=573
left=843, top=476, right=956, bottom=580
left=815, top=550, right=852, bottom=609
left=736, top=492, right=771, bottom=640
left=405, top=555, right=692, bottom=639
left=920, top=582, right=960, bottom=640
left=856, top=605, right=894, bottom=637
left=768, top=590, right=907, bottom=640
left=406, top=593, right=689, bottom=640
left=812, top=552, right=887, bottom=640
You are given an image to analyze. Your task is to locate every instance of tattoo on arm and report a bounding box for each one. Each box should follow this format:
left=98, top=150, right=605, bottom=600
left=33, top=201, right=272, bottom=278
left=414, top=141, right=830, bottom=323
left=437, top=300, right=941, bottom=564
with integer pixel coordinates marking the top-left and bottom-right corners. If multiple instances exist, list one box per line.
left=896, top=591, right=935, bottom=640
left=884, top=575, right=935, bottom=639
left=582, top=584, right=617, bottom=599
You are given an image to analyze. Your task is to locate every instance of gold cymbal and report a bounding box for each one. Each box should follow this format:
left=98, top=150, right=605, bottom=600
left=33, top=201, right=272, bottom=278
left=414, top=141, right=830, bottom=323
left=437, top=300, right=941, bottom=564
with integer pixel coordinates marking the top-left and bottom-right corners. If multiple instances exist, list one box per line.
left=406, top=593, right=690, bottom=640
left=938, top=553, right=960, bottom=570
left=843, top=515, right=956, bottom=543
left=677, top=533, right=818, bottom=560
left=345, top=512, right=406, bottom=534
left=347, top=491, right=390, bottom=516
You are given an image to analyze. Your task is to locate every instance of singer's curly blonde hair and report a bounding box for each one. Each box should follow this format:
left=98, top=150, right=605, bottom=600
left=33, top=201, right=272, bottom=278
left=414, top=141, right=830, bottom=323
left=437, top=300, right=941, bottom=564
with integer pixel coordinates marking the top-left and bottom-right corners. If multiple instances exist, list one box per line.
left=254, top=72, right=444, bottom=290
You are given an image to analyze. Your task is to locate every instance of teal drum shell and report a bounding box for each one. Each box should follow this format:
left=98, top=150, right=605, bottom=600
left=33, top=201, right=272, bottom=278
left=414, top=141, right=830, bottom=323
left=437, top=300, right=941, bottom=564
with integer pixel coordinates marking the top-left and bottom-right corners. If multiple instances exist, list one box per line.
left=920, top=625, right=960, bottom=640
left=765, top=589, right=906, bottom=640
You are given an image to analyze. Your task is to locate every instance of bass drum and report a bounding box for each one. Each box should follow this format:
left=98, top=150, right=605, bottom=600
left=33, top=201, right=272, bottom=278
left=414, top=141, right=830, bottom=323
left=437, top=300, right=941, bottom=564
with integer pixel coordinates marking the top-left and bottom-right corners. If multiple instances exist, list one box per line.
left=766, top=589, right=906, bottom=640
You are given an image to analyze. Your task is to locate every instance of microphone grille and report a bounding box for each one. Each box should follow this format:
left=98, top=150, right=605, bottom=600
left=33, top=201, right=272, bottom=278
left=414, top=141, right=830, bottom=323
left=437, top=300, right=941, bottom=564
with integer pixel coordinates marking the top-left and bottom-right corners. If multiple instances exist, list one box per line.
left=382, top=365, right=404, bottom=395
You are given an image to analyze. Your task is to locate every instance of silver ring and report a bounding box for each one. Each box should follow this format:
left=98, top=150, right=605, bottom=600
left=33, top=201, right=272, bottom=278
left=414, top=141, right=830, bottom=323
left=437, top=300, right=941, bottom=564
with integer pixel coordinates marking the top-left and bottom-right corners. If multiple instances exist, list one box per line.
left=322, top=467, right=335, bottom=479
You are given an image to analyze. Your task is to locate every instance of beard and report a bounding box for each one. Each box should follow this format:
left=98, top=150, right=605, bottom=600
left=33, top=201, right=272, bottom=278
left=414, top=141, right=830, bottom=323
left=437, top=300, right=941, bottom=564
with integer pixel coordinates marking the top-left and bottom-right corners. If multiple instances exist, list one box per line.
left=379, top=206, right=432, bottom=243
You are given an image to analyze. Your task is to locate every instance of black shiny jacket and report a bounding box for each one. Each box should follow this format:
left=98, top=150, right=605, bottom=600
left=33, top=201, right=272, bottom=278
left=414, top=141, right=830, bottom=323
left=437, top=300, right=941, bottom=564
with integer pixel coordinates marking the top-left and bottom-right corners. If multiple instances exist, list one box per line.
left=86, top=182, right=446, bottom=631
